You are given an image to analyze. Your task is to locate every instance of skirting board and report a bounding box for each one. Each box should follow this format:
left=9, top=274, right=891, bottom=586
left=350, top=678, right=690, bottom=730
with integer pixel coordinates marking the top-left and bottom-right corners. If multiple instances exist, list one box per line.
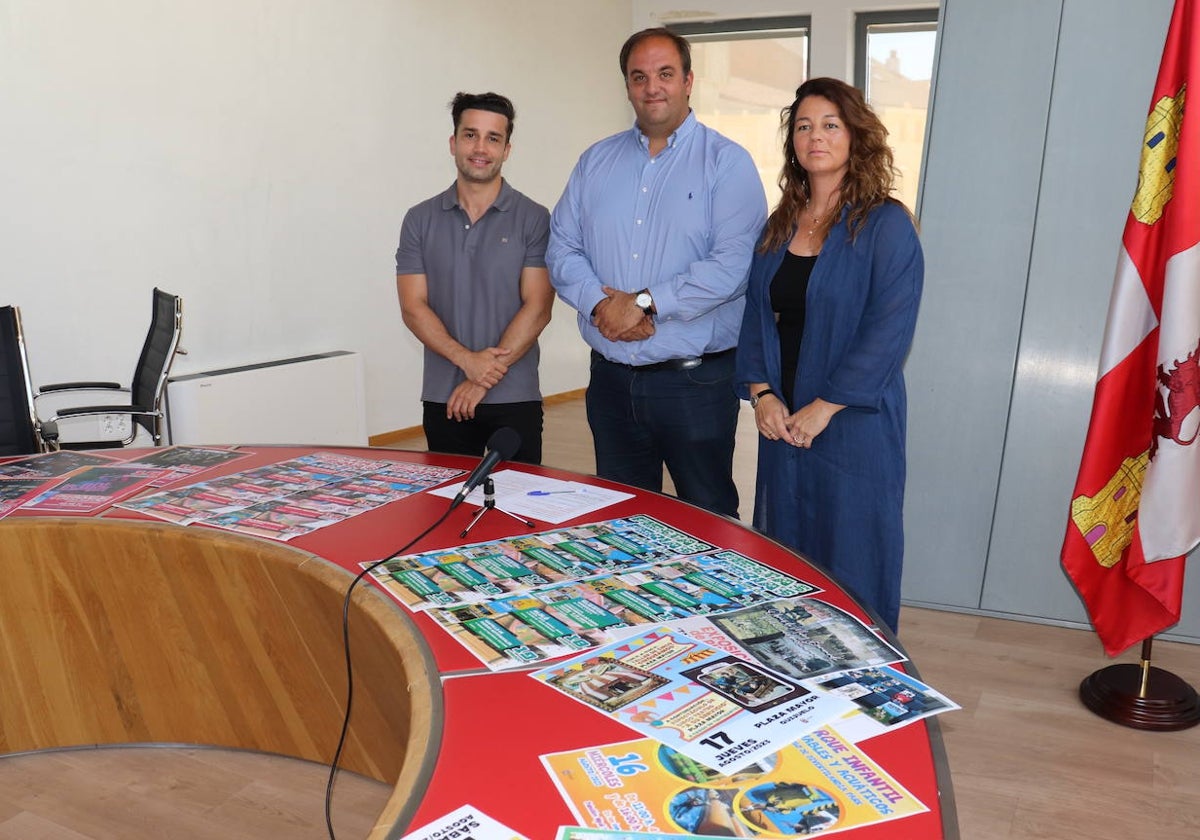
left=367, top=388, right=586, bottom=447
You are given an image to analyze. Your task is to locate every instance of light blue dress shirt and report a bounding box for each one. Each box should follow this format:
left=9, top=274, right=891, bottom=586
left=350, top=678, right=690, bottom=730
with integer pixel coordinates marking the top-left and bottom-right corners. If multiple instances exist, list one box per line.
left=547, top=111, right=767, bottom=365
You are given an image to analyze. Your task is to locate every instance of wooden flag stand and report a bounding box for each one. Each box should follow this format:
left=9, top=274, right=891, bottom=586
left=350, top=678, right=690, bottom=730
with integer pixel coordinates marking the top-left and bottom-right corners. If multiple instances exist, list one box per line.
left=1079, top=637, right=1200, bottom=730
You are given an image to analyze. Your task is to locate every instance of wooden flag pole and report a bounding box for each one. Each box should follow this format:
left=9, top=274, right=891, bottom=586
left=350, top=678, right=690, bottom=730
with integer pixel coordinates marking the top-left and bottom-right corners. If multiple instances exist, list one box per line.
left=1079, top=635, right=1200, bottom=730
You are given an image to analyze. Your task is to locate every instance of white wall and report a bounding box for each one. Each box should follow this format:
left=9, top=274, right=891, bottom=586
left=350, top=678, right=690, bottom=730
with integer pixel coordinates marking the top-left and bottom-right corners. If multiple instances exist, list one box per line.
left=2, top=1, right=937, bottom=440
left=0, top=0, right=633, bottom=438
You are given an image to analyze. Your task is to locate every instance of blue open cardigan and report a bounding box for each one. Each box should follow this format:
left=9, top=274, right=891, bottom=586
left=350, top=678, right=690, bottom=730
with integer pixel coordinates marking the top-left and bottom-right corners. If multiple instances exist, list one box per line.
left=735, top=200, right=924, bottom=630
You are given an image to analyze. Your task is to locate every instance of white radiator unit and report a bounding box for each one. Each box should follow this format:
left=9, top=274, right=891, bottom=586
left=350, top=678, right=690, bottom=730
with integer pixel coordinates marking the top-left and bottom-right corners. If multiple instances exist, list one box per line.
left=166, top=351, right=368, bottom=446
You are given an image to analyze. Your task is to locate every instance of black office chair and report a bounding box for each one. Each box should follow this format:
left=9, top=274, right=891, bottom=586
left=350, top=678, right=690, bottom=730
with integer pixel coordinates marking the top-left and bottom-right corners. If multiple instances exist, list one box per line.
left=36, top=288, right=185, bottom=449
left=0, top=305, right=55, bottom=456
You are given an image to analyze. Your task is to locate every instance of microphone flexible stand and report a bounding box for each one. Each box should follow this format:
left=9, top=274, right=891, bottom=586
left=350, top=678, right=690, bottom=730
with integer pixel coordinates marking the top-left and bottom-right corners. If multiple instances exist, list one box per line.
left=460, top=476, right=536, bottom=539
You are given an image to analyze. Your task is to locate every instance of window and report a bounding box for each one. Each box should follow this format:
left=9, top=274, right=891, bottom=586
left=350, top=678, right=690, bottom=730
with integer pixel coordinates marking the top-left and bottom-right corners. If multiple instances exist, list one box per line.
left=670, top=17, right=810, bottom=209
left=854, top=9, right=939, bottom=212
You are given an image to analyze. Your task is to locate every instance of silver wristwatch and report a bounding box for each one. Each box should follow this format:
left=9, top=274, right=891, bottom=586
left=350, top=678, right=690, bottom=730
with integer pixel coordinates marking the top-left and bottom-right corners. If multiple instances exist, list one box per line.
left=750, top=387, right=775, bottom=408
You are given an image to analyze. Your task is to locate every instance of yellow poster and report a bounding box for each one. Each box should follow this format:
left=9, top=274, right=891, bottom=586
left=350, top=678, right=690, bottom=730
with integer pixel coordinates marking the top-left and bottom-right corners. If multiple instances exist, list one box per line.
left=542, top=728, right=927, bottom=837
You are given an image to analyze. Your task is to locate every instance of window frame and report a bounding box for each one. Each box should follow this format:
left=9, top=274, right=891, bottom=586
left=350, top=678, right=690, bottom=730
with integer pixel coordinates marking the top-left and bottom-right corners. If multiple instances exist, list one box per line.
left=668, top=16, right=812, bottom=67
left=853, top=8, right=940, bottom=94
left=664, top=16, right=814, bottom=211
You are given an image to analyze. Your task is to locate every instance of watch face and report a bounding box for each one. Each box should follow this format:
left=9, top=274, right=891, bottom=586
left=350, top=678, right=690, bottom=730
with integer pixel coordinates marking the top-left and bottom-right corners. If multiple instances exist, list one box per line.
left=636, top=292, right=653, bottom=309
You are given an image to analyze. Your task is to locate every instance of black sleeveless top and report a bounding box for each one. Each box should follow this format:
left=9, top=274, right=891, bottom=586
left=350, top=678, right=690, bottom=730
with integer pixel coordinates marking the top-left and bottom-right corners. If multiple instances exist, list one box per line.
left=769, top=250, right=818, bottom=409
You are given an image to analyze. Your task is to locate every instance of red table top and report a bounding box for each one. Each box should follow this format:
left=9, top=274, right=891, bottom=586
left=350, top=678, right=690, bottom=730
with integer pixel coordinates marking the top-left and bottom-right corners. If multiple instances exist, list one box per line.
left=7, top=445, right=955, bottom=838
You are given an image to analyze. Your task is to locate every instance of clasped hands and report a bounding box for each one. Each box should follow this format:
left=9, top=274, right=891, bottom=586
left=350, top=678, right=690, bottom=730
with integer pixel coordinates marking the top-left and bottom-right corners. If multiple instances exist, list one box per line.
left=754, top=395, right=836, bottom=449
left=592, top=286, right=654, bottom=342
left=447, top=346, right=511, bottom=421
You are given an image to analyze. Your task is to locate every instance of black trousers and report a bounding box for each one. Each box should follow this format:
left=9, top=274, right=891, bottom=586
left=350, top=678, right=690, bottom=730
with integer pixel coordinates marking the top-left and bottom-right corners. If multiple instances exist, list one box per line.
left=421, top=400, right=543, bottom=465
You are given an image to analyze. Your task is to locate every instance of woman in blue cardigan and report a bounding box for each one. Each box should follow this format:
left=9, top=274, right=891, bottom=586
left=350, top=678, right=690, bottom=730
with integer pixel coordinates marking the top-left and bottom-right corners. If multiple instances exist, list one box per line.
left=736, top=78, right=923, bottom=632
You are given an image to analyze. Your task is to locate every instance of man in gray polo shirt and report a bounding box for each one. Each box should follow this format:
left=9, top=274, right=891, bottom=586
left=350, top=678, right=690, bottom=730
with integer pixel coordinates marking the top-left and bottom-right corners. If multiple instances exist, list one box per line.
left=396, top=92, right=553, bottom=463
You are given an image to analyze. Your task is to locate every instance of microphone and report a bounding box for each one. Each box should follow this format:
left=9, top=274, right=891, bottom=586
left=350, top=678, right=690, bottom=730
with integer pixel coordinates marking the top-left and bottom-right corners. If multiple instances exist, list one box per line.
left=449, top=427, right=522, bottom=511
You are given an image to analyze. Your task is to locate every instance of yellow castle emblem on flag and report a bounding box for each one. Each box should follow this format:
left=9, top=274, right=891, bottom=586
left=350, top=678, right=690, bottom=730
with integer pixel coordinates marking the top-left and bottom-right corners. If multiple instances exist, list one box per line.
left=1131, top=84, right=1185, bottom=225
left=1070, top=451, right=1149, bottom=567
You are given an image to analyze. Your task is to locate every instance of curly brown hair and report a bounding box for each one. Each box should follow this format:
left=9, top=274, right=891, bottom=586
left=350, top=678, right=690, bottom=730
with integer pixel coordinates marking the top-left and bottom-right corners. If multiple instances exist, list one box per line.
left=761, top=77, right=902, bottom=252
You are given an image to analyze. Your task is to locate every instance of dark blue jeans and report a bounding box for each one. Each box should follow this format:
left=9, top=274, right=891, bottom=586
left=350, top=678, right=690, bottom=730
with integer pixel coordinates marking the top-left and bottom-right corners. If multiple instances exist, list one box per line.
left=586, top=350, right=740, bottom=518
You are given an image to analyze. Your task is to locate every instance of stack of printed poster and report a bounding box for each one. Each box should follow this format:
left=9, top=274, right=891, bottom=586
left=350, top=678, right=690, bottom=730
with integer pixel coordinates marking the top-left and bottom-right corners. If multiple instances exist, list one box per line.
left=0, top=447, right=251, bottom=518
left=369, top=515, right=958, bottom=837
left=116, top=451, right=463, bottom=540
left=0, top=448, right=463, bottom=539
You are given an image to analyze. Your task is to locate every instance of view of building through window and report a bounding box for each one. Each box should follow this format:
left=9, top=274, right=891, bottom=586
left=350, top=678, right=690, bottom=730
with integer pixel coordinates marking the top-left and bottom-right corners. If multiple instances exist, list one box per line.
left=686, top=32, right=809, bottom=210
left=862, top=22, right=938, bottom=211
left=678, top=13, right=937, bottom=216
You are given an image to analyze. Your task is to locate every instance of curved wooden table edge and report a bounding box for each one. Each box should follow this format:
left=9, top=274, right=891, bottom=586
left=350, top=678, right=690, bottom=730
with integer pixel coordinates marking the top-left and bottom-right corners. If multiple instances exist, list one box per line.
left=367, top=568, right=444, bottom=839
left=0, top=517, right=444, bottom=839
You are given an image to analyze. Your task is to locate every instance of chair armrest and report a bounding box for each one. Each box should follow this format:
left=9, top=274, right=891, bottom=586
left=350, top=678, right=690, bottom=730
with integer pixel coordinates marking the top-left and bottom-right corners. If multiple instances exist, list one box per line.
left=52, top=405, right=153, bottom=419
left=39, top=381, right=124, bottom=394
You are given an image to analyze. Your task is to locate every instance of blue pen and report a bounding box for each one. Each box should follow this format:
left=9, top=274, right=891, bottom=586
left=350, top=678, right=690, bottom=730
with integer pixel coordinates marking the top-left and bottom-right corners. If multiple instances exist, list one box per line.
left=527, top=490, right=576, bottom=496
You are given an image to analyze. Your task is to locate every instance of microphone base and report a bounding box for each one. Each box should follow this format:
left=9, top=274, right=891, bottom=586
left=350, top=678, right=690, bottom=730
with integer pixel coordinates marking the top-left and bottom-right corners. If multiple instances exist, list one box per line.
left=459, top=500, right=537, bottom=540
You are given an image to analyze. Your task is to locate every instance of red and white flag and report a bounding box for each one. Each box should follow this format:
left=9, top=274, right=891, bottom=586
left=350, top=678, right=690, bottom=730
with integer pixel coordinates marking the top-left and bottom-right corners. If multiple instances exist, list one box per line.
left=1062, top=0, right=1200, bottom=657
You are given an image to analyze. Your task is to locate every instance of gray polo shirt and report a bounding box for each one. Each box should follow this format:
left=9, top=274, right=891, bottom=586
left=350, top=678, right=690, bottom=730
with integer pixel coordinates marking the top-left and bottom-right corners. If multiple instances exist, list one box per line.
left=396, top=180, right=550, bottom=404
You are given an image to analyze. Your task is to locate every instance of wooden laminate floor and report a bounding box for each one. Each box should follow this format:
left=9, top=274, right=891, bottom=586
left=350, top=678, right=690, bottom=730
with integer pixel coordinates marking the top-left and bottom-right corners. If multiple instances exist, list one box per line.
left=3, top=397, right=1198, bottom=839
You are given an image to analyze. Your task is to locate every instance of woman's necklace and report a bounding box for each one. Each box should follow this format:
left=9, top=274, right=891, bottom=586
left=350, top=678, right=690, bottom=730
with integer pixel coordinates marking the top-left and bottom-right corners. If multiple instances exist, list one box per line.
left=805, top=212, right=821, bottom=237
left=803, top=199, right=825, bottom=237
left=803, top=192, right=841, bottom=238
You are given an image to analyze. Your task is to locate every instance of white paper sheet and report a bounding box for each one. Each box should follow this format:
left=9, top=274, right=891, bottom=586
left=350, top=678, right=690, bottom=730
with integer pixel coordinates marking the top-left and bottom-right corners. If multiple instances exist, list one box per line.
left=401, top=805, right=529, bottom=840
left=429, top=469, right=633, bottom=523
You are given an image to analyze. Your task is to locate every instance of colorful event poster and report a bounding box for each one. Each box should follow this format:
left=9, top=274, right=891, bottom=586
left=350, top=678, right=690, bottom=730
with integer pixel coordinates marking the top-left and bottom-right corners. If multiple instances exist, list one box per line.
left=815, top=666, right=959, bottom=744
left=400, top=804, right=529, bottom=840
left=20, top=466, right=166, bottom=513
left=0, top=478, right=49, bottom=519
left=117, top=483, right=252, bottom=523
left=275, top=451, right=388, bottom=478
left=625, top=551, right=822, bottom=607
left=288, top=451, right=433, bottom=479
left=189, top=463, right=465, bottom=540
left=369, top=460, right=465, bottom=486
left=277, top=481, right=398, bottom=515
left=201, top=500, right=351, bottom=541
left=115, top=453, right=463, bottom=535
left=333, top=469, right=464, bottom=500
left=0, top=450, right=119, bottom=479
left=280, top=451, right=462, bottom=488
left=427, top=582, right=654, bottom=670
left=346, top=470, right=463, bottom=496
left=532, top=627, right=855, bottom=773
left=121, top=445, right=251, bottom=484
left=207, top=465, right=340, bottom=498
left=663, top=598, right=905, bottom=681
left=369, top=516, right=716, bottom=612
left=542, top=729, right=927, bottom=837
left=424, top=551, right=821, bottom=671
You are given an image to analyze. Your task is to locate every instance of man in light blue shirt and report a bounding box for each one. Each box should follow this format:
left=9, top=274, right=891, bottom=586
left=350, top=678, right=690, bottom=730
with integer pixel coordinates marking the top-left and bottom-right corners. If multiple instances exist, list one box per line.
left=547, top=27, right=767, bottom=517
